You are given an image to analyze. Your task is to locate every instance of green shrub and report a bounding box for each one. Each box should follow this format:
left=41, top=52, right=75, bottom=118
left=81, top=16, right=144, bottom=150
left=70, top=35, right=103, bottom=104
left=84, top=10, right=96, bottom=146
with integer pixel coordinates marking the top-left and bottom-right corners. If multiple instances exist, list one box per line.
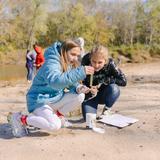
left=149, top=44, right=160, bottom=56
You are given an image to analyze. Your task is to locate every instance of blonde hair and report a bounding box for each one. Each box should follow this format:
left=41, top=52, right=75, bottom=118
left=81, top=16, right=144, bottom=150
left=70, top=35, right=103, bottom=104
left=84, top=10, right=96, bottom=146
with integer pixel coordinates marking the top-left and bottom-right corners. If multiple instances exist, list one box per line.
left=90, top=45, right=109, bottom=62
left=60, top=40, right=80, bottom=72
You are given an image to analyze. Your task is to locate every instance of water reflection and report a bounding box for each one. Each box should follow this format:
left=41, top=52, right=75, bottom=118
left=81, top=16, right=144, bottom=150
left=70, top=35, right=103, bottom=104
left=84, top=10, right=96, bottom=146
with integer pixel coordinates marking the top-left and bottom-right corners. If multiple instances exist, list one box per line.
left=0, top=64, right=26, bottom=81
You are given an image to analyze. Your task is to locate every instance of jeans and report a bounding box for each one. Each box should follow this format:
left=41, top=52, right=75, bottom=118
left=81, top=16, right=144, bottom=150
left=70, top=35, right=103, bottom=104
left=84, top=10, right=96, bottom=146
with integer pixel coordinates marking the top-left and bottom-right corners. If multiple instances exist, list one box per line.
left=26, top=66, right=36, bottom=81
left=82, top=84, right=120, bottom=120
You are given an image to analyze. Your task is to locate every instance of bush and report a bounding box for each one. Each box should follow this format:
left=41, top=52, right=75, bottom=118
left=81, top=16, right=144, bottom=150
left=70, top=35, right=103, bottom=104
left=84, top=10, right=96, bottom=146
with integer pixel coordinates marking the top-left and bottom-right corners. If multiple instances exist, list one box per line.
left=149, top=44, right=160, bottom=56
left=109, top=44, right=153, bottom=63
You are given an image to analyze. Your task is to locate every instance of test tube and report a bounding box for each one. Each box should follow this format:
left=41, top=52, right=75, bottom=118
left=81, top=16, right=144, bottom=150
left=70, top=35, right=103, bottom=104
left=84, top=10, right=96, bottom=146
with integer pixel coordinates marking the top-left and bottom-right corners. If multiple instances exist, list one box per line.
left=90, top=74, right=93, bottom=87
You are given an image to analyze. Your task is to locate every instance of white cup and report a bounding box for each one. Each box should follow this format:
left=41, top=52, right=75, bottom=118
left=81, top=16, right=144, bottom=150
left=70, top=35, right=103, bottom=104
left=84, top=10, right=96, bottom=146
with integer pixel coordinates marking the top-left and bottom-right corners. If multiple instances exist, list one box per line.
left=86, top=113, right=96, bottom=129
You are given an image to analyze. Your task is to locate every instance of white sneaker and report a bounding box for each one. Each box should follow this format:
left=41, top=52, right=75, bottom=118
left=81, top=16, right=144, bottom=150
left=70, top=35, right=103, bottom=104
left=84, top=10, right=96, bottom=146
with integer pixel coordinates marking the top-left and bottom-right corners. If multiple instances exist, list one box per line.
left=102, top=107, right=114, bottom=116
left=61, top=117, right=73, bottom=128
left=63, top=120, right=73, bottom=128
left=9, top=112, right=27, bottom=138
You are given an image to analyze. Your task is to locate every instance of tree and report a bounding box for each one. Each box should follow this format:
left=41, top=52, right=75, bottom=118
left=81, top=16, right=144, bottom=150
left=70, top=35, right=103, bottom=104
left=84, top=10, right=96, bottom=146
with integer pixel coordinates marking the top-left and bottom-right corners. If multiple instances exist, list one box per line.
left=37, top=3, right=97, bottom=49
left=37, top=2, right=114, bottom=49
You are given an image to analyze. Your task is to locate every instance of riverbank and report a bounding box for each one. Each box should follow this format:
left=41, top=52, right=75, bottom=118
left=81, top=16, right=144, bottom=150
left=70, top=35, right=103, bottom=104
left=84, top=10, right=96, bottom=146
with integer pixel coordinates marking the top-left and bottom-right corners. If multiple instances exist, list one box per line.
left=0, top=61, right=160, bottom=160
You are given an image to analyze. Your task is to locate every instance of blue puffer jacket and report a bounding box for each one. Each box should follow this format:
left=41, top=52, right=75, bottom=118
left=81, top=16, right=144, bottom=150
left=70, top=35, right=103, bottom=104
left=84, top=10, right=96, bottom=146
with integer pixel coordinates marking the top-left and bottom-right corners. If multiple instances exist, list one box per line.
left=26, top=42, right=86, bottom=113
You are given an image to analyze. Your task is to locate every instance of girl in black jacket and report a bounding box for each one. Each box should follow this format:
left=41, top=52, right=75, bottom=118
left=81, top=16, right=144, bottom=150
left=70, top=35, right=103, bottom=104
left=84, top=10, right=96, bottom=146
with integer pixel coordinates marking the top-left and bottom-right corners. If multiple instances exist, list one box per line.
left=79, top=45, right=127, bottom=120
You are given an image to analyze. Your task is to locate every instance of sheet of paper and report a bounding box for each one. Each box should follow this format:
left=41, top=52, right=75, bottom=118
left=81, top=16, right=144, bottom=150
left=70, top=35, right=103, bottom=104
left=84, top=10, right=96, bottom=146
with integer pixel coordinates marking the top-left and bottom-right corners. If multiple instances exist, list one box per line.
left=98, top=114, right=139, bottom=128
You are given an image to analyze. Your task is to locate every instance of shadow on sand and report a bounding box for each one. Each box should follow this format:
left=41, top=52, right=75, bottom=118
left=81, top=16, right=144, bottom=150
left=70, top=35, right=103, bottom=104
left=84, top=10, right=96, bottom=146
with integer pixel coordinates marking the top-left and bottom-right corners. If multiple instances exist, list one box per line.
left=0, top=123, right=13, bottom=139
left=0, top=123, right=50, bottom=139
left=0, top=118, right=88, bottom=139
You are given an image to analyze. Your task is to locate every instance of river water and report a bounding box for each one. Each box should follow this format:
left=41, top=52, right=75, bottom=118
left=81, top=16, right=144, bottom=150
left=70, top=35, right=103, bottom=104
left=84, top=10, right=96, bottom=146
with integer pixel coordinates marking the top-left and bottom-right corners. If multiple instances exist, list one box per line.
left=0, top=64, right=26, bottom=81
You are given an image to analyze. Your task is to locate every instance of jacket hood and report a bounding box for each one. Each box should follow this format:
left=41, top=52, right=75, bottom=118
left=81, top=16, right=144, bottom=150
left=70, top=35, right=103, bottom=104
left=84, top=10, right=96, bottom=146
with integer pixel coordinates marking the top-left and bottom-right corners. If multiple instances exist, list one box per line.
left=34, top=46, right=43, bottom=54
left=44, top=41, right=62, bottom=60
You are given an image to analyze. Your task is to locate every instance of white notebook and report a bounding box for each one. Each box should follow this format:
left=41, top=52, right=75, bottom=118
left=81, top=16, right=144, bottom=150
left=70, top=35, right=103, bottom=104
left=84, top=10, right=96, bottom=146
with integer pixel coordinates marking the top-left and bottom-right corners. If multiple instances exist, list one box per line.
left=98, top=114, right=139, bottom=128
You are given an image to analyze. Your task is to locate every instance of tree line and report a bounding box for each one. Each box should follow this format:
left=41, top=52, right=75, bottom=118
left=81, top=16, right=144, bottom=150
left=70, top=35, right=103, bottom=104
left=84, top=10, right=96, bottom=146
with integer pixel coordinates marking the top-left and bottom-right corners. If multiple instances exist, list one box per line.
left=0, top=0, right=160, bottom=63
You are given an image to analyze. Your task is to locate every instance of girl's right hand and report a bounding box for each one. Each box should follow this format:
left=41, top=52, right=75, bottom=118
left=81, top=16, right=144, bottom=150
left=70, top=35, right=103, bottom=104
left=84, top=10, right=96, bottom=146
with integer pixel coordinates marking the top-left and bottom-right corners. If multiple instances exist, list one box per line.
left=90, top=86, right=98, bottom=95
left=84, top=66, right=94, bottom=75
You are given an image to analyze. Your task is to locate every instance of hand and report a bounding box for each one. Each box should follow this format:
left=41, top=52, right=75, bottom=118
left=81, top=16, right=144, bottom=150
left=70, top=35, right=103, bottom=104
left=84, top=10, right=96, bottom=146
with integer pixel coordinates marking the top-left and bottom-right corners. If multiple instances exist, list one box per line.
left=90, top=86, right=98, bottom=95
left=84, top=66, right=94, bottom=75
left=77, top=85, right=90, bottom=94
left=37, top=64, right=41, bottom=67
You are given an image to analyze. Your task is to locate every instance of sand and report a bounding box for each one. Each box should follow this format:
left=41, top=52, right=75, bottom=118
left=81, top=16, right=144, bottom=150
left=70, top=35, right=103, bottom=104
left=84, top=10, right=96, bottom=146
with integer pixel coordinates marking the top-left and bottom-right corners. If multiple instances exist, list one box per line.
left=0, top=61, right=160, bottom=160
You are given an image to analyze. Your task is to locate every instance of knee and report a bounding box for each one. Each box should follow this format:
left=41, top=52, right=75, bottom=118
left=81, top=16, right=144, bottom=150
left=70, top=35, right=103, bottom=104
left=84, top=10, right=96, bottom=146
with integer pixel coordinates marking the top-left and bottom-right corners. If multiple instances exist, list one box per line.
left=49, top=116, right=61, bottom=131
left=49, top=122, right=61, bottom=131
left=108, top=84, right=120, bottom=97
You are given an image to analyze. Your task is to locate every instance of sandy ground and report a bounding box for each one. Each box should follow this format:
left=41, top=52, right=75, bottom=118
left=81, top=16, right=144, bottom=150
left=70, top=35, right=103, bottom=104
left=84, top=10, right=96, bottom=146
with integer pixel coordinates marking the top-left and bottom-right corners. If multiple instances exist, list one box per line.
left=0, top=61, right=160, bottom=160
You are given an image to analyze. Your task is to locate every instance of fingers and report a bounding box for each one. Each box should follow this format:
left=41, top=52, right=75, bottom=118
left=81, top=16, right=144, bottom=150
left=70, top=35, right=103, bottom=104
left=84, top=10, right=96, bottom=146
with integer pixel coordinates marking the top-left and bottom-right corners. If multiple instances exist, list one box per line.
left=91, top=86, right=97, bottom=89
left=90, top=86, right=98, bottom=95
left=84, top=66, right=94, bottom=75
left=77, top=85, right=90, bottom=94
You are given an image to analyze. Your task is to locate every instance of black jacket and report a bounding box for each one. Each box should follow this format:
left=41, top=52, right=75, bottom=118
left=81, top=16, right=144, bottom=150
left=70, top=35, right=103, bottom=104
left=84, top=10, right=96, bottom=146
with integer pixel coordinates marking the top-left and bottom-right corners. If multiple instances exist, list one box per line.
left=81, top=53, right=127, bottom=88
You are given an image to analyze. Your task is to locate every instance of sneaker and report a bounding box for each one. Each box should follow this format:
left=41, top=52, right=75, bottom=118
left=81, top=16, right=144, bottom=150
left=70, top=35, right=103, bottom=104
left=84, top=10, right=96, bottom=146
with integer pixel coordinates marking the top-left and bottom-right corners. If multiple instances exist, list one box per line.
left=102, top=107, right=114, bottom=116
left=9, top=112, right=28, bottom=138
left=60, top=117, right=73, bottom=128
left=56, top=110, right=72, bottom=128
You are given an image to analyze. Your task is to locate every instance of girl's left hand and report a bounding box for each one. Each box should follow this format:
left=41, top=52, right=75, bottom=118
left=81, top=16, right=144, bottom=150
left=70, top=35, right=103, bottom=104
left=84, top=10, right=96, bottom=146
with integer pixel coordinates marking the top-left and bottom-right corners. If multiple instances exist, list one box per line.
left=84, top=66, right=94, bottom=75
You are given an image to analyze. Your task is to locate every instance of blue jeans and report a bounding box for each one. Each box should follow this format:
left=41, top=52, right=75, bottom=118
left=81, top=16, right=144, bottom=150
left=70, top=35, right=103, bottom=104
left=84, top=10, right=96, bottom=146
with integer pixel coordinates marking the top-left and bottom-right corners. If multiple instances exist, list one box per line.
left=82, top=84, right=120, bottom=120
left=26, top=65, right=36, bottom=81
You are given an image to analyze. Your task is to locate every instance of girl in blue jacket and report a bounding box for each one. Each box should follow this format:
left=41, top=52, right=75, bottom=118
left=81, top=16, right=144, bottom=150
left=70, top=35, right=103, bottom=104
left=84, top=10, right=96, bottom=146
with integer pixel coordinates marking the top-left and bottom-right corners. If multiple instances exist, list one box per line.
left=9, top=40, right=94, bottom=137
